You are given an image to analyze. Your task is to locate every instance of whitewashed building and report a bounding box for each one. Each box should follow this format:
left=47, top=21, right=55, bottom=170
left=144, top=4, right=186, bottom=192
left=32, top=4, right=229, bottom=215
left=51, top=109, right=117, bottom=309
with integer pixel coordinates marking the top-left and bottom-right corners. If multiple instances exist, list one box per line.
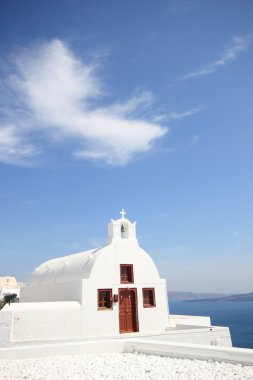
left=0, top=276, right=25, bottom=299
left=21, top=210, right=169, bottom=336
left=0, top=211, right=232, bottom=346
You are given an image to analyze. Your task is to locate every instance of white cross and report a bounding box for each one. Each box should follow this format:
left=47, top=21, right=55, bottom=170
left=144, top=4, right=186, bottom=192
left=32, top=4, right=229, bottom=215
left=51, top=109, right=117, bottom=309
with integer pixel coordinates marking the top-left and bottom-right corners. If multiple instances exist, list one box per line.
left=120, top=209, right=127, bottom=219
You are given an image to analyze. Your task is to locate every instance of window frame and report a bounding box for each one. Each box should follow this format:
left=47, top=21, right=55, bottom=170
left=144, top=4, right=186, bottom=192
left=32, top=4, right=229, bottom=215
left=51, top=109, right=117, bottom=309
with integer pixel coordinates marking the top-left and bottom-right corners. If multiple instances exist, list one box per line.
left=142, top=288, right=156, bottom=308
left=97, top=288, right=113, bottom=310
left=120, top=264, right=134, bottom=284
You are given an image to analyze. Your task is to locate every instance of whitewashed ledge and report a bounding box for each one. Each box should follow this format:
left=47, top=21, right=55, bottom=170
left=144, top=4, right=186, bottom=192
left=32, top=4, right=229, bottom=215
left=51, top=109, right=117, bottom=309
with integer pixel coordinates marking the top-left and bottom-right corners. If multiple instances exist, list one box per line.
left=0, top=338, right=253, bottom=366
left=129, top=339, right=253, bottom=366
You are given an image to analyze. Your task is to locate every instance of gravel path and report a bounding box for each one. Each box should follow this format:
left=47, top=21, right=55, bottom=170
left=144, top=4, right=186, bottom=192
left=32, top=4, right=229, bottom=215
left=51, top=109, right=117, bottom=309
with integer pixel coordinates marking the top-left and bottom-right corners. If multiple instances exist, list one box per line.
left=0, top=353, right=252, bottom=380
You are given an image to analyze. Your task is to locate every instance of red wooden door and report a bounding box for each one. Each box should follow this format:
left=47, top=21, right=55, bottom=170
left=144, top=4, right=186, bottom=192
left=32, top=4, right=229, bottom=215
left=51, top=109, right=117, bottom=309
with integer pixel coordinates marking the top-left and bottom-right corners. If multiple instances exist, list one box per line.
left=119, top=288, right=139, bottom=333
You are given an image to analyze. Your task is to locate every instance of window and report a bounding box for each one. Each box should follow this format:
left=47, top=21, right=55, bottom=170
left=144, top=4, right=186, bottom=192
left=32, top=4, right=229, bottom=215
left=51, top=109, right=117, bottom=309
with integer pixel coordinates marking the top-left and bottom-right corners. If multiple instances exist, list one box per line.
left=142, top=288, right=156, bottom=308
left=120, top=264, right=134, bottom=283
left=121, top=223, right=128, bottom=238
left=121, top=224, right=125, bottom=238
left=98, top=289, right=112, bottom=310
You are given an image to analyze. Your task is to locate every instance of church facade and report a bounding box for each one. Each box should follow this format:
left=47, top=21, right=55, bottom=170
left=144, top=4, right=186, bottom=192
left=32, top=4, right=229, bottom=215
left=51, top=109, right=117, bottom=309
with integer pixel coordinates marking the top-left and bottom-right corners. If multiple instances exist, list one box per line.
left=20, top=211, right=169, bottom=337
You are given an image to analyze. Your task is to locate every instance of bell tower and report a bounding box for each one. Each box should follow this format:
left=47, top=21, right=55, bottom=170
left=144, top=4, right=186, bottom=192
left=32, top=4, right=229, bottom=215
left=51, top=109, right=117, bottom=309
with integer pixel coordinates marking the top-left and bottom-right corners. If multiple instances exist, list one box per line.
left=108, top=209, right=138, bottom=244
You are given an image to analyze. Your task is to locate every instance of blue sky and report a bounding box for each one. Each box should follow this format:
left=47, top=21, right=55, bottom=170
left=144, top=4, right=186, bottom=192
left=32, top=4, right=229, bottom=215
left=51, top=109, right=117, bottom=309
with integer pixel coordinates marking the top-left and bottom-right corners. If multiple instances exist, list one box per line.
left=0, top=0, right=252, bottom=292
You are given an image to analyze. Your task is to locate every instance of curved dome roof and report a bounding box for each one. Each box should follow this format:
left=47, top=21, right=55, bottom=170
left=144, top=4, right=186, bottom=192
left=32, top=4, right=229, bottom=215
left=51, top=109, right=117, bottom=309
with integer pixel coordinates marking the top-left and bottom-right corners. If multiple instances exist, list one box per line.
left=30, top=246, right=106, bottom=286
left=29, top=211, right=160, bottom=287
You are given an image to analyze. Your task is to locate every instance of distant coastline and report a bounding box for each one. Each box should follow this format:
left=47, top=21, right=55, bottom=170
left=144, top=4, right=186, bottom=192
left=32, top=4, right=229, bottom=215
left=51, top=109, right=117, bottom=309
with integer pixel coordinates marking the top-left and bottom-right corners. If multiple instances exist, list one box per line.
left=168, top=291, right=253, bottom=302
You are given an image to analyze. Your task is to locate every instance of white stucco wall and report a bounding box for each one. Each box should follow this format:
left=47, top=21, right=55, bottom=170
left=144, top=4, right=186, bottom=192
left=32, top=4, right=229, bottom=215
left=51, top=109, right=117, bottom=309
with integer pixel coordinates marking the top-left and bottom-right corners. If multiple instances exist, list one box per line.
left=79, top=279, right=168, bottom=337
left=0, top=311, right=13, bottom=347
left=0, top=302, right=82, bottom=343
left=21, top=281, right=82, bottom=303
left=169, top=315, right=211, bottom=327
left=141, top=327, right=232, bottom=347
left=75, top=238, right=169, bottom=336
left=0, top=338, right=251, bottom=364
left=128, top=339, right=252, bottom=365
left=11, top=302, right=82, bottom=342
left=0, top=302, right=232, bottom=348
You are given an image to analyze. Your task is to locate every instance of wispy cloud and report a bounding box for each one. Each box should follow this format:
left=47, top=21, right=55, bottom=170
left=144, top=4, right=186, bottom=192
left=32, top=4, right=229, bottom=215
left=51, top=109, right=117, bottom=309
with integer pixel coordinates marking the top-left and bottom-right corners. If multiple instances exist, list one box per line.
left=0, top=40, right=167, bottom=166
left=168, top=133, right=202, bottom=153
left=183, top=35, right=252, bottom=79
left=190, top=134, right=202, bottom=146
left=168, top=105, right=202, bottom=120
left=0, top=124, right=37, bottom=165
left=169, top=0, right=196, bottom=14
left=152, top=105, right=202, bottom=123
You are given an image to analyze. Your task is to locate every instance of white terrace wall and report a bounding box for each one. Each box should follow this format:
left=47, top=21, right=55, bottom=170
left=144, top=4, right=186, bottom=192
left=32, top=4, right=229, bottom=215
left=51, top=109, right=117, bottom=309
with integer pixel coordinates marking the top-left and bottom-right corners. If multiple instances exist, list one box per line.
left=1, top=336, right=245, bottom=363
left=0, top=308, right=232, bottom=348
left=144, top=326, right=232, bottom=346
left=0, top=303, right=81, bottom=344
left=21, top=281, right=82, bottom=303
left=2, top=278, right=168, bottom=346
left=128, top=339, right=253, bottom=365
left=0, top=311, right=13, bottom=347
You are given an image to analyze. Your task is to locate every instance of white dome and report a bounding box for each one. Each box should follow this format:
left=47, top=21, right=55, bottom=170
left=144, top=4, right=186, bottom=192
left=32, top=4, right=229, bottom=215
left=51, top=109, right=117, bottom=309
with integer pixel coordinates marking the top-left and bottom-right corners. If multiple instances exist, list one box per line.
left=29, top=211, right=159, bottom=287
left=30, top=246, right=106, bottom=286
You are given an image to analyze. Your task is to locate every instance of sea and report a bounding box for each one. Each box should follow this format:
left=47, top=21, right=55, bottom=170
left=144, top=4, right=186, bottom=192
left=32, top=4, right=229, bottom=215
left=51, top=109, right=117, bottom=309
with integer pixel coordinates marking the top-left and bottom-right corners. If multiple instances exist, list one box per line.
left=169, top=301, right=253, bottom=349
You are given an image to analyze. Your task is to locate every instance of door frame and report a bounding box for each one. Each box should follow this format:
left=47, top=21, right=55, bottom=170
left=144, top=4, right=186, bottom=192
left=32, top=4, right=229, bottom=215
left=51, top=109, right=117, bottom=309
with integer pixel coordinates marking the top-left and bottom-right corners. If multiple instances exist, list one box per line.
left=118, top=288, right=139, bottom=333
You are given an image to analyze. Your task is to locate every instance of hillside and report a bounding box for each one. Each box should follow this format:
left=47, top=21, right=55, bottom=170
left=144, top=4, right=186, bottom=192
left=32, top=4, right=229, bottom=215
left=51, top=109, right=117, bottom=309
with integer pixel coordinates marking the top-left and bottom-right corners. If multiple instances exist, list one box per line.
left=168, top=291, right=229, bottom=302
left=184, top=292, right=253, bottom=302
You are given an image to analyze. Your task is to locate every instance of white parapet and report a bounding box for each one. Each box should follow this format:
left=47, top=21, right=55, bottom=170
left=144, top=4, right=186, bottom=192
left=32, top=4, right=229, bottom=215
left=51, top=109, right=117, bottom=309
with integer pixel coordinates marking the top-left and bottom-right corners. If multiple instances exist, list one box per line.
left=128, top=339, right=253, bottom=366
left=169, top=314, right=211, bottom=327
left=0, top=338, right=252, bottom=365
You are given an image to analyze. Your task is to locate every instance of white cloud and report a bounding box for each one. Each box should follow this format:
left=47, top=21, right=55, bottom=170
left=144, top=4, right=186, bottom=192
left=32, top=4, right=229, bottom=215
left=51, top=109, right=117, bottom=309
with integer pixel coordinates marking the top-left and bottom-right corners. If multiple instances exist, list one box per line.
left=0, top=125, right=37, bottom=165
left=183, top=35, right=252, bottom=79
left=169, top=0, right=195, bottom=14
left=105, top=90, right=155, bottom=117
left=190, top=134, right=202, bottom=145
left=152, top=114, right=169, bottom=123
left=168, top=106, right=202, bottom=120
left=0, top=40, right=167, bottom=166
left=152, top=105, right=202, bottom=124
left=167, top=133, right=202, bottom=153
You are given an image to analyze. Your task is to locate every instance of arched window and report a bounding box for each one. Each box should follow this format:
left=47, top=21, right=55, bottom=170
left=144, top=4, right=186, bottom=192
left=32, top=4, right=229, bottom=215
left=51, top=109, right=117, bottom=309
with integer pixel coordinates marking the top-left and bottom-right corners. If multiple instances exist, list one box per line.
left=121, top=224, right=125, bottom=238
left=121, top=223, right=128, bottom=238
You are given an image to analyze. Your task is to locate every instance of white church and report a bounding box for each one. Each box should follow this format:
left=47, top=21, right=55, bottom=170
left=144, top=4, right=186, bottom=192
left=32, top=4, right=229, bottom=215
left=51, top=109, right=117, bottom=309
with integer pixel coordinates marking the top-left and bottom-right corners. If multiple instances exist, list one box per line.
left=0, top=211, right=232, bottom=346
